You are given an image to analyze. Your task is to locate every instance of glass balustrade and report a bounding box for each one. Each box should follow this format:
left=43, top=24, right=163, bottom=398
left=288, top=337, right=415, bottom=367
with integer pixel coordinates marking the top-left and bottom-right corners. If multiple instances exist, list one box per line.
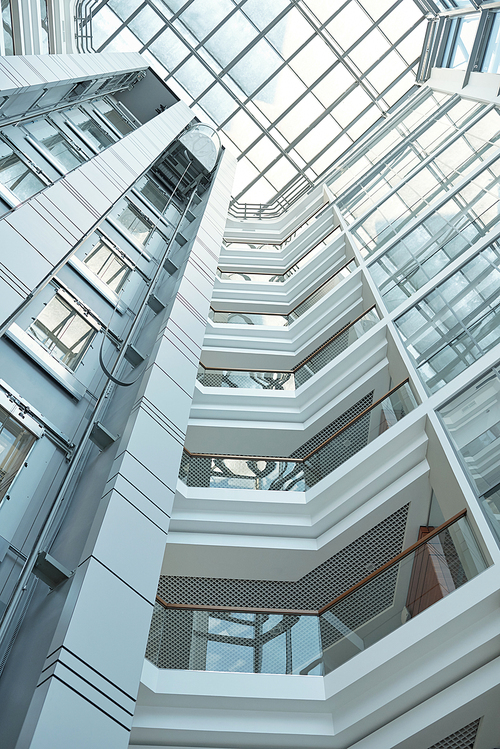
left=179, top=381, right=416, bottom=491
left=198, top=307, right=380, bottom=391
left=210, top=259, right=356, bottom=328
left=146, top=513, right=486, bottom=676
left=218, top=227, right=341, bottom=283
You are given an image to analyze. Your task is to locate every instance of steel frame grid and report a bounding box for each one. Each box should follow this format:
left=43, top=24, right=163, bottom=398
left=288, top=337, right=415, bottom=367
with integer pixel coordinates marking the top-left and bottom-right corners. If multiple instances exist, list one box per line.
left=85, top=0, right=428, bottom=217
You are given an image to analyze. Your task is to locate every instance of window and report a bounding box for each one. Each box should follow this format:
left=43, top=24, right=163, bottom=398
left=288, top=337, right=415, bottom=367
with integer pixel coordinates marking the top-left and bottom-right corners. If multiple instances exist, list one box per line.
left=83, top=238, right=132, bottom=293
left=440, top=367, right=500, bottom=546
left=0, top=139, right=45, bottom=203
left=136, top=176, right=170, bottom=214
left=2, top=0, right=14, bottom=55
left=28, top=294, right=97, bottom=371
left=443, top=16, right=480, bottom=70
left=116, top=201, right=153, bottom=245
left=65, top=108, right=116, bottom=151
left=396, top=243, right=500, bottom=392
left=93, top=99, right=134, bottom=135
left=24, top=119, right=84, bottom=172
left=481, top=14, right=500, bottom=75
left=369, top=155, right=500, bottom=310
left=135, top=175, right=181, bottom=224
left=0, top=406, right=37, bottom=501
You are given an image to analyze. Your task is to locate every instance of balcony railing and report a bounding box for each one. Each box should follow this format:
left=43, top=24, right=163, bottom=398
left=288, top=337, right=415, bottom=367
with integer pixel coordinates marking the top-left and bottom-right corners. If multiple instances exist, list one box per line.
left=198, top=306, right=380, bottom=391
left=180, top=381, right=417, bottom=491
left=146, top=511, right=486, bottom=675
left=217, top=225, right=341, bottom=283
left=223, top=202, right=331, bottom=253
left=210, top=259, right=356, bottom=328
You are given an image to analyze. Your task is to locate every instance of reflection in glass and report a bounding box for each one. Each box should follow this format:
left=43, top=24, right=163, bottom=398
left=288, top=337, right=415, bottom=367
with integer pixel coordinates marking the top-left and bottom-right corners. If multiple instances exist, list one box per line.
left=28, top=294, right=96, bottom=371
left=440, top=369, right=500, bottom=496
left=83, top=239, right=131, bottom=293
left=396, top=243, right=500, bottom=392
left=24, top=119, right=84, bottom=171
left=0, top=141, right=44, bottom=201
left=146, top=515, right=485, bottom=675
left=2, top=0, right=14, bottom=55
left=0, top=406, right=36, bottom=501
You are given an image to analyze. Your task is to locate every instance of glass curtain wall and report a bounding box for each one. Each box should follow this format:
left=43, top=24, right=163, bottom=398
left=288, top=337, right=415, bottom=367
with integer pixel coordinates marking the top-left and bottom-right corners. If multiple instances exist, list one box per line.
left=89, top=0, right=427, bottom=214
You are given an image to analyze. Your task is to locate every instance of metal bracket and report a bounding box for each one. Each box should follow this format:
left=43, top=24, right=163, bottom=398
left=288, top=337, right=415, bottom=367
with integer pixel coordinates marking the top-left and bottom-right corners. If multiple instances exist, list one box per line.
left=33, top=551, right=73, bottom=590
left=89, top=421, right=118, bottom=451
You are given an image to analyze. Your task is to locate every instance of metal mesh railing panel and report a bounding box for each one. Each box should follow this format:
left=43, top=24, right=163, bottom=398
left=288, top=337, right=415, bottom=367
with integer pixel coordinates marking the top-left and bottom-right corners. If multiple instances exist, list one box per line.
left=148, top=516, right=486, bottom=676
left=291, top=392, right=374, bottom=459
left=294, top=328, right=350, bottom=388
left=427, top=719, right=481, bottom=749
left=180, top=383, right=417, bottom=491
left=199, top=308, right=380, bottom=392
left=288, top=260, right=356, bottom=322
left=158, top=505, right=410, bottom=610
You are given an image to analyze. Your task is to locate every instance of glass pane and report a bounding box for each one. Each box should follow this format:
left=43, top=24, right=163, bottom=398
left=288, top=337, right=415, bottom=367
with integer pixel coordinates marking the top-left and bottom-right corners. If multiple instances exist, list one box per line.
left=115, top=200, right=153, bottom=244
left=2, top=0, right=14, bottom=55
left=0, top=407, right=36, bottom=500
left=482, top=14, right=500, bottom=74
left=84, top=240, right=131, bottom=293
left=447, top=16, right=479, bottom=70
left=24, top=119, right=83, bottom=171
left=28, top=295, right=95, bottom=370
left=93, top=100, right=134, bottom=135
left=0, top=140, right=45, bottom=201
left=65, top=108, right=116, bottom=150
left=90, top=0, right=427, bottom=211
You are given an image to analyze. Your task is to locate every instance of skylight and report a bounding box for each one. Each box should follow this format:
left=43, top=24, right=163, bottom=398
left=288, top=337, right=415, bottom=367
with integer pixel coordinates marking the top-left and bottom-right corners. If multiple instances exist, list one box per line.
left=91, top=0, right=428, bottom=215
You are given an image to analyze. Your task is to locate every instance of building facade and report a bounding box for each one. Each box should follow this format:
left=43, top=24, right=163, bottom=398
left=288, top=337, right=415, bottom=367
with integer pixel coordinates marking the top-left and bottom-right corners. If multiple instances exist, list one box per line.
left=0, top=2, right=500, bottom=749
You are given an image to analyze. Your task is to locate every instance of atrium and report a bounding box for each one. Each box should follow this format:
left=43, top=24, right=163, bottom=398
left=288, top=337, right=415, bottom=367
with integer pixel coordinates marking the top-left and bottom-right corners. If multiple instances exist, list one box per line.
left=0, top=1, right=498, bottom=749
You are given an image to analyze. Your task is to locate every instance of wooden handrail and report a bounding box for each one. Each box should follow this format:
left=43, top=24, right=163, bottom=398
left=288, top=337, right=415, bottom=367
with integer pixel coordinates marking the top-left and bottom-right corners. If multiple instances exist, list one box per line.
left=183, top=379, right=411, bottom=463
left=318, top=508, right=467, bottom=614
left=199, top=305, right=378, bottom=374
left=155, top=510, right=467, bottom=618
left=156, top=596, right=317, bottom=616
left=210, top=258, right=356, bottom=318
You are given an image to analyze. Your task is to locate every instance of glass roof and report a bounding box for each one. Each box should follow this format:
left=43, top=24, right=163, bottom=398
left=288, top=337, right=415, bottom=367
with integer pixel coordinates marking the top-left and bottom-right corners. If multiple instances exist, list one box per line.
left=91, top=0, right=429, bottom=213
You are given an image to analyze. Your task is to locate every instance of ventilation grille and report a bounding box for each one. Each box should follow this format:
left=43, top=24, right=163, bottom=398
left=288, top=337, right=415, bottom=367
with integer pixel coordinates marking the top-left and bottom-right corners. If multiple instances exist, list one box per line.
left=158, top=504, right=409, bottom=610
left=427, top=719, right=481, bottom=749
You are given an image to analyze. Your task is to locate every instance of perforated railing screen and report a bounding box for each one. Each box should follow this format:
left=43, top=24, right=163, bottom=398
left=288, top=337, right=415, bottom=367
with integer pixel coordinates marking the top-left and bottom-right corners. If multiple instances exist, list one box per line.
left=427, top=718, right=481, bottom=749
left=158, top=504, right=410, bottom=609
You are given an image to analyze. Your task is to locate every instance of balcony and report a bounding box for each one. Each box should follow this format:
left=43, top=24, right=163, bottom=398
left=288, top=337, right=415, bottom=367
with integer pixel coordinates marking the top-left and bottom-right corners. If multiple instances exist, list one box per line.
left=146, top=511, right=486, bottom=676
left=198, top=306, right=380, bottom=391
left=210, top=259, right=356, bottom=328
left=180, top=381, right=416, bottom=492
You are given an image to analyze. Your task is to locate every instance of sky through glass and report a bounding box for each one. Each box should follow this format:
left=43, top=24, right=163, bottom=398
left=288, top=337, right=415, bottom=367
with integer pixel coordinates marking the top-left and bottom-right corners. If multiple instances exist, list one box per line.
left=90, top=0, right=428, bottom=212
